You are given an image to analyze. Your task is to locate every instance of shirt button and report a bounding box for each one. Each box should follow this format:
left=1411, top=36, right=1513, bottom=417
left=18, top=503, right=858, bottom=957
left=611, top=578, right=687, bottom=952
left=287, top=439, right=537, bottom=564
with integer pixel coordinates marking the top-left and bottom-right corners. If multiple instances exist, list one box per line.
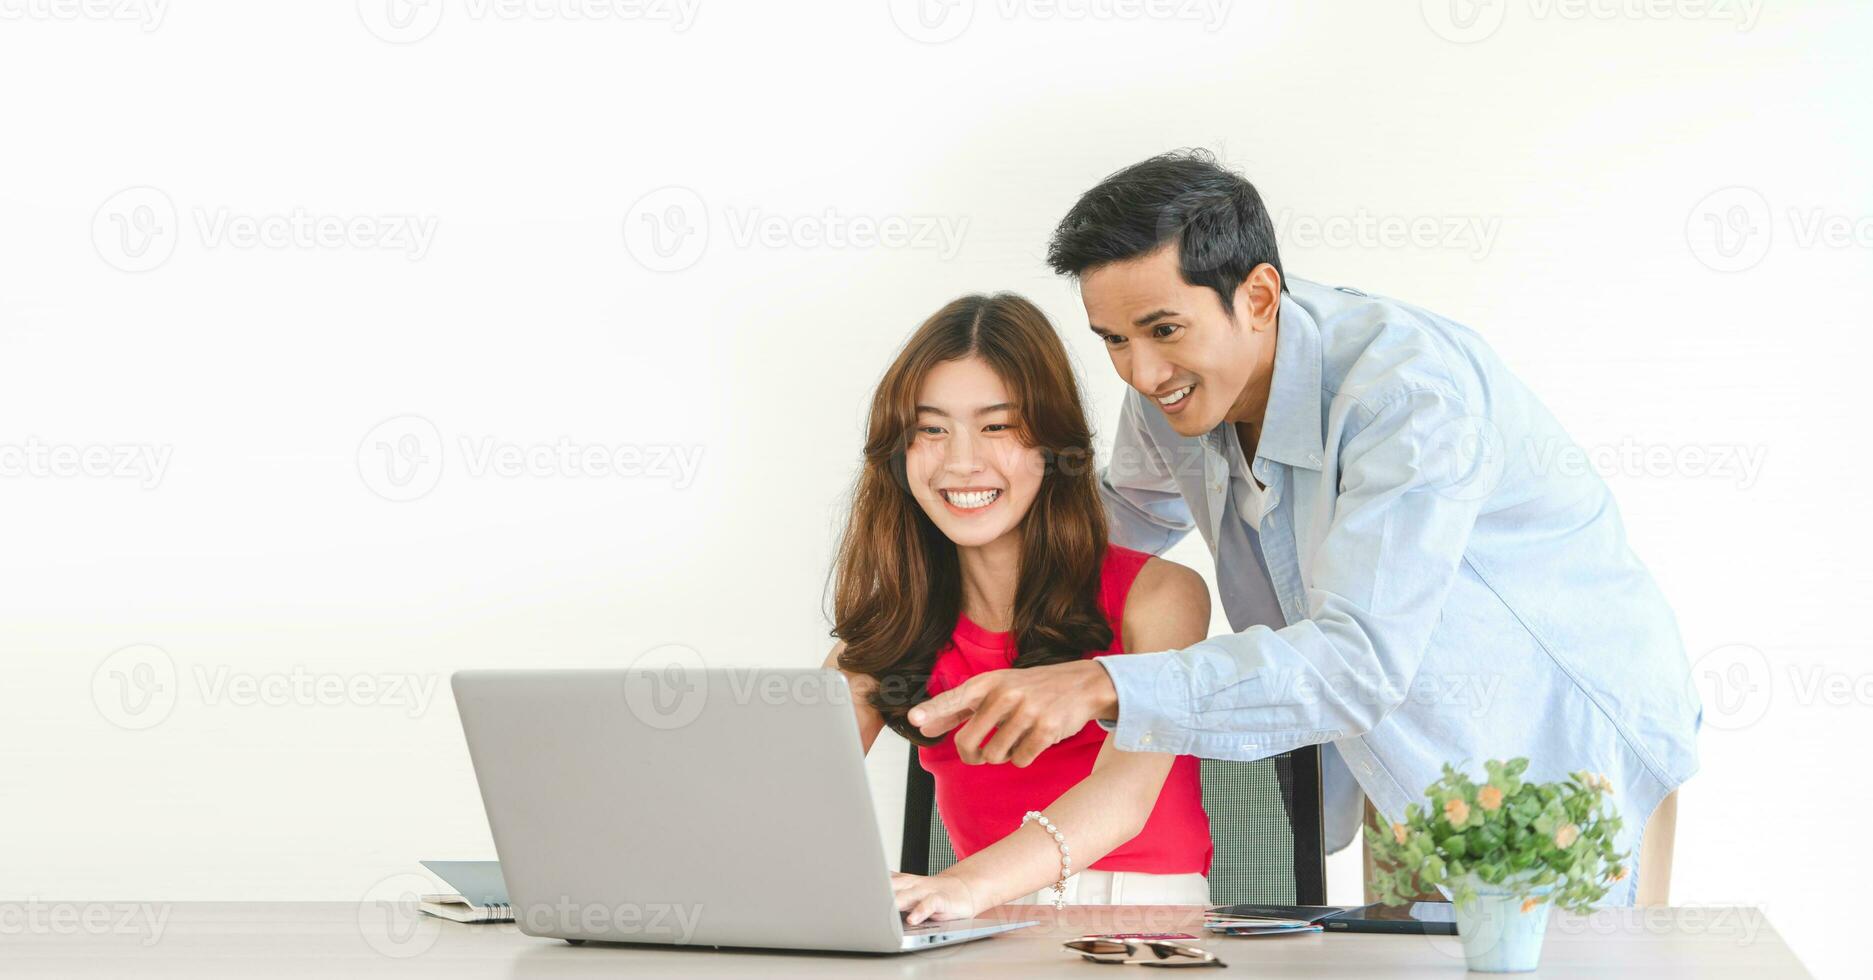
left=1140, top=732, right=1153, bottom=745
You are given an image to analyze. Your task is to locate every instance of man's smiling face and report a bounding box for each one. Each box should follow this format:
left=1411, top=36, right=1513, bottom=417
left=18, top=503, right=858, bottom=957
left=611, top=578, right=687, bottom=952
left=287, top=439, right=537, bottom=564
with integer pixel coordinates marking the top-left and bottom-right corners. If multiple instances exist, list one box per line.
left=1080, top=243, right=1280, bottom=437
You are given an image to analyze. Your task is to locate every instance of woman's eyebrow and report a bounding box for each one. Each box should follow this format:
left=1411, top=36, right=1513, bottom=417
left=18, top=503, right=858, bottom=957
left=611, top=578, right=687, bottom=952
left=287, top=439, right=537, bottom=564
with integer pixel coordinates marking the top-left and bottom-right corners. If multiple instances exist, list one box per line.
left=914, top=403, right=1013, bottom=418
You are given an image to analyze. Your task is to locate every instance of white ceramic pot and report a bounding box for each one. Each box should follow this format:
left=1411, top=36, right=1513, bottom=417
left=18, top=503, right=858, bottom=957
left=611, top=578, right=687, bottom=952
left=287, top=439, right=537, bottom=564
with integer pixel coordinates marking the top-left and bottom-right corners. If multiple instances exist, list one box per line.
left=1447, top=874, right=1554, bottom=973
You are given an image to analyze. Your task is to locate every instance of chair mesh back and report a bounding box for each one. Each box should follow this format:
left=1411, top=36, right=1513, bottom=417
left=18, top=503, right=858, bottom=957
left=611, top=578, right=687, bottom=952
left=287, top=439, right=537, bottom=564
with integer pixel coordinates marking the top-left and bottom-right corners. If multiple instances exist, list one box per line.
left=1199, top=757, right=1297, bottom=904
left=925, top=804, right=959, bottom=876
left=917, top=756, right=1304, bottom=903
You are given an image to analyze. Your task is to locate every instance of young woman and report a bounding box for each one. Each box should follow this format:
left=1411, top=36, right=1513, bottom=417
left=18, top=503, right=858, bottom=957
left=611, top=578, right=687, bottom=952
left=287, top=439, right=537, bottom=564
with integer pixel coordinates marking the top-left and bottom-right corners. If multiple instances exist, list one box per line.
left=822, top=293, right=1214, bottom=925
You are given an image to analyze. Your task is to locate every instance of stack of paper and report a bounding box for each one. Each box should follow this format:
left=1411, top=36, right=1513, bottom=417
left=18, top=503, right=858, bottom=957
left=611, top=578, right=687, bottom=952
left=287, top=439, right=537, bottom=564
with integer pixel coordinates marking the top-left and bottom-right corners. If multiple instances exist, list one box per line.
left=1203, top=910, right=1325, bottom=938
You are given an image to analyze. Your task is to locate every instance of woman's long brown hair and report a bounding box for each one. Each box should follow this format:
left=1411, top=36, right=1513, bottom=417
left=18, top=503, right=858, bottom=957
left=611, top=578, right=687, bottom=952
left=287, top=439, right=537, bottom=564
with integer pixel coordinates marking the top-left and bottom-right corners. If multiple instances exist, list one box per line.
left=832, top=293, right=1110, bottom=746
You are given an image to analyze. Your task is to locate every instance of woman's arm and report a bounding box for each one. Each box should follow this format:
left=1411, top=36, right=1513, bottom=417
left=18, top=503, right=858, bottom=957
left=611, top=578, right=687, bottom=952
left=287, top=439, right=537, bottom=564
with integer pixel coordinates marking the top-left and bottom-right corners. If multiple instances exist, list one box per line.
left=823, top=642, right=886, bottom=755
left=896, top=558, right=1210, bottom=922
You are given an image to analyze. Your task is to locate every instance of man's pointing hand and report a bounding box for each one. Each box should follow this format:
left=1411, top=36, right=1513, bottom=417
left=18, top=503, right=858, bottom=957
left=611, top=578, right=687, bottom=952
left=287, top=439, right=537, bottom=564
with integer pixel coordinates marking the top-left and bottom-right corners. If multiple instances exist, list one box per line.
left=906, top=659, right=1121, bottom=766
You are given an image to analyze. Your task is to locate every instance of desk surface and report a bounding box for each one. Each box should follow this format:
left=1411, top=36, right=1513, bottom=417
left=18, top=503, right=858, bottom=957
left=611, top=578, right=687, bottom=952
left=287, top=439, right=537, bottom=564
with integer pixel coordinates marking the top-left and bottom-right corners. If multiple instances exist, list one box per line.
left=0, top=902, right=1808, bottom=978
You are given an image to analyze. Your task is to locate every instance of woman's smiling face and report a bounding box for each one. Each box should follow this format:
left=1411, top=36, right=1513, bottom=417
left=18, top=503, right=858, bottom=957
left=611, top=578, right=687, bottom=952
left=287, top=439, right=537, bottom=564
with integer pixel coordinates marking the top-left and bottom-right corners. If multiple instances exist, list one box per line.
left=904, top=355, right=1045, bottom=549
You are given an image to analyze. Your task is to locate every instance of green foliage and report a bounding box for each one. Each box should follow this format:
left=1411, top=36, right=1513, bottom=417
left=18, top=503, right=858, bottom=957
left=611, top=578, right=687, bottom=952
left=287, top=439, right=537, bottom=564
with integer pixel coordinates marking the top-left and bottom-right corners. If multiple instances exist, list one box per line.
left=1365, top=759, right=1628, bottom=915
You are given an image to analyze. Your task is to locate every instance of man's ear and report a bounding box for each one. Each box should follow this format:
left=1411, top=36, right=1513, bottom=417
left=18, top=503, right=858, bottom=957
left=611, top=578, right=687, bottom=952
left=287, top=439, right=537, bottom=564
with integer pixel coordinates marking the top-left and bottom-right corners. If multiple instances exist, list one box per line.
left=1230, top=263, right=1282, bottom=332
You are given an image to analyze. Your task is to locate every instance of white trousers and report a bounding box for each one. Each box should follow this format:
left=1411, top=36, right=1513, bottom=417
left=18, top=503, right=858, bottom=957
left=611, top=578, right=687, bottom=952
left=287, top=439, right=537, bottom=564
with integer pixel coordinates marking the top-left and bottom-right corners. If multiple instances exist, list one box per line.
left=1006, top=870, right=1210, bottom=906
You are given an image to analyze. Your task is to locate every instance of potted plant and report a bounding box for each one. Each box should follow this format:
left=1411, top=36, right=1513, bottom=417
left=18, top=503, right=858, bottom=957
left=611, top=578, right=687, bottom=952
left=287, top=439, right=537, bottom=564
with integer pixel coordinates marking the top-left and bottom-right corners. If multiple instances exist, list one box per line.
left=1365, top=759, right=1628, bottom=972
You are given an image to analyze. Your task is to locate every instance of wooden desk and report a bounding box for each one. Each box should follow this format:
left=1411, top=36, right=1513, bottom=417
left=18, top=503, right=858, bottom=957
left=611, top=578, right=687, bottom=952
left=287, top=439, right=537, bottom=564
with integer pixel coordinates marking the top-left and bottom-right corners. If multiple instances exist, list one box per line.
left=0, top=902, right=1809, bottom=977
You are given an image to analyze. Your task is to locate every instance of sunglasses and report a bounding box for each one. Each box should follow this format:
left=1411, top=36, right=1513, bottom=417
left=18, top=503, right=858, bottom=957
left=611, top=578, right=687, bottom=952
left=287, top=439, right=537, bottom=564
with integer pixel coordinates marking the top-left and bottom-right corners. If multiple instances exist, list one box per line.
left=1064, top=936, right=1227, bottom=968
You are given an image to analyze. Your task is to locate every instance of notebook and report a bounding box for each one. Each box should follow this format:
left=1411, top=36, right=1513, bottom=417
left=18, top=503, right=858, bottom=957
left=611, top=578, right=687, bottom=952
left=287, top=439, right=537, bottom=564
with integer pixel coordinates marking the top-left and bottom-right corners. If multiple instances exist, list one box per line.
left=418, top=860, right=512, bottom=923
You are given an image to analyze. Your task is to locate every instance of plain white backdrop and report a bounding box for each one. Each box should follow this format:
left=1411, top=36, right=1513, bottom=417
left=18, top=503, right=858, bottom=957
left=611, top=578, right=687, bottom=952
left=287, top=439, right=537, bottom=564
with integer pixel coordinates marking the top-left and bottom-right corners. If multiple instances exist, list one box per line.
left=2, top=1, right=1867, bottom=975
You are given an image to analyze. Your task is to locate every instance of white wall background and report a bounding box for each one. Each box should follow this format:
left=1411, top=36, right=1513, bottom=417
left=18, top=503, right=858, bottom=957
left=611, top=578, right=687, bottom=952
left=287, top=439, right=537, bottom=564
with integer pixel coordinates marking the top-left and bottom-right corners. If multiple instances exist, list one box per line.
left=2, top=1, right=1867, bottom=975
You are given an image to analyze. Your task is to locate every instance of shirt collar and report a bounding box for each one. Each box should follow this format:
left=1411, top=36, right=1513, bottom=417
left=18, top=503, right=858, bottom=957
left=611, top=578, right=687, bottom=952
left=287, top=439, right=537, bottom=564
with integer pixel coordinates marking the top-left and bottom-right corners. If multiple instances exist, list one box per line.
left=1210, top=290, right=1325, bottom=472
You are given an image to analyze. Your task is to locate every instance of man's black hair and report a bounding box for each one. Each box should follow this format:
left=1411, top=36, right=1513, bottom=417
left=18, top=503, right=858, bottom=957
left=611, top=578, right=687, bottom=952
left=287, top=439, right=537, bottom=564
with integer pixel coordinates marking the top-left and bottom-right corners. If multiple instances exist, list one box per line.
left=1046, top=149, right=1286, bottom=314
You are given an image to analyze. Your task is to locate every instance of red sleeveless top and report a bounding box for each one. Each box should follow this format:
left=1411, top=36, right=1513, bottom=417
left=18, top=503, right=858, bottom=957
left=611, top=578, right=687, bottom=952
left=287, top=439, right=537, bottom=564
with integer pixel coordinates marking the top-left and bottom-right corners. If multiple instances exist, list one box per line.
left=918, top=544, right=1213, bottom=874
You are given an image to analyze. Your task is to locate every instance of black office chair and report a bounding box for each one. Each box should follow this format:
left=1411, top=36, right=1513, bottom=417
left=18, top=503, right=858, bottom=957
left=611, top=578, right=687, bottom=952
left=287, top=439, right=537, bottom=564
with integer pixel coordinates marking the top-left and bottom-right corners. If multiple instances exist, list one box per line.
left=900, top=745, right=1325, bottom=905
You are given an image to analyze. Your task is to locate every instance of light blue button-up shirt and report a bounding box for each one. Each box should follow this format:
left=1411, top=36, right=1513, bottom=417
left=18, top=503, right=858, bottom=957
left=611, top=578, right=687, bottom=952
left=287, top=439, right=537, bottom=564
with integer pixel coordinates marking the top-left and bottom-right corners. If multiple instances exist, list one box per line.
left=1095, top=278, right=1701, bottom=904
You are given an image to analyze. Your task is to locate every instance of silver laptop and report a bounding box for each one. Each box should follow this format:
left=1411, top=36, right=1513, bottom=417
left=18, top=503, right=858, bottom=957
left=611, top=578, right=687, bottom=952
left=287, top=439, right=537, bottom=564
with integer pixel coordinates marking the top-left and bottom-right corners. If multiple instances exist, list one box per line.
left=451, top=667, right=1036, bottom=953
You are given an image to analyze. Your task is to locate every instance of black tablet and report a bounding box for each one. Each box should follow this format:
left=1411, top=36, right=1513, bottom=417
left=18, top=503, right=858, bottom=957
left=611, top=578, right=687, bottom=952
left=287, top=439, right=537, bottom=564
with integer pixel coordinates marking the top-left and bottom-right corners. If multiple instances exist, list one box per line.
left=1318, top=901, right=1458, bottom=935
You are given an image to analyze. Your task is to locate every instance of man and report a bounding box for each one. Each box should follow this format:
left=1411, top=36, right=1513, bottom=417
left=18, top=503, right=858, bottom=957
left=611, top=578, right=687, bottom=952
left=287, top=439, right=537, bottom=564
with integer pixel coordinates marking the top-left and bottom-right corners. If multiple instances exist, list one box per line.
left=908, top=150, right=1700, bottom=904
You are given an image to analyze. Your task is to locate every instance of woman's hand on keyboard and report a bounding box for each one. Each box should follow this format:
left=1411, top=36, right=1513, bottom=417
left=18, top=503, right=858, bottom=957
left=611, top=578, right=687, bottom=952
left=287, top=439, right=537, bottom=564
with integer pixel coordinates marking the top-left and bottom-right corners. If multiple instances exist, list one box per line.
left=891, top=872, right=982, bottom=925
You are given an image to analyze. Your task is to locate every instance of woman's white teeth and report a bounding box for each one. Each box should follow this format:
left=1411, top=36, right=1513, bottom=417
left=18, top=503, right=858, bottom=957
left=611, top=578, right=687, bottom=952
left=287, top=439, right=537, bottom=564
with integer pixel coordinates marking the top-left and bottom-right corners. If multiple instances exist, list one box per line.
left=1158, top=384, right=1195, bottom=406
left=942, top=489, right=1001, bottom=509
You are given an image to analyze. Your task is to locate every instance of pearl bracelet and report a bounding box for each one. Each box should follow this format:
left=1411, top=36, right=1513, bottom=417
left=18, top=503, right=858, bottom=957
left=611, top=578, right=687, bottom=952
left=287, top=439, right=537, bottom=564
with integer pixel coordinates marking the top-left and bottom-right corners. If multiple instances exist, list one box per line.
left=1021, top=810, right=1071, bottom=910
